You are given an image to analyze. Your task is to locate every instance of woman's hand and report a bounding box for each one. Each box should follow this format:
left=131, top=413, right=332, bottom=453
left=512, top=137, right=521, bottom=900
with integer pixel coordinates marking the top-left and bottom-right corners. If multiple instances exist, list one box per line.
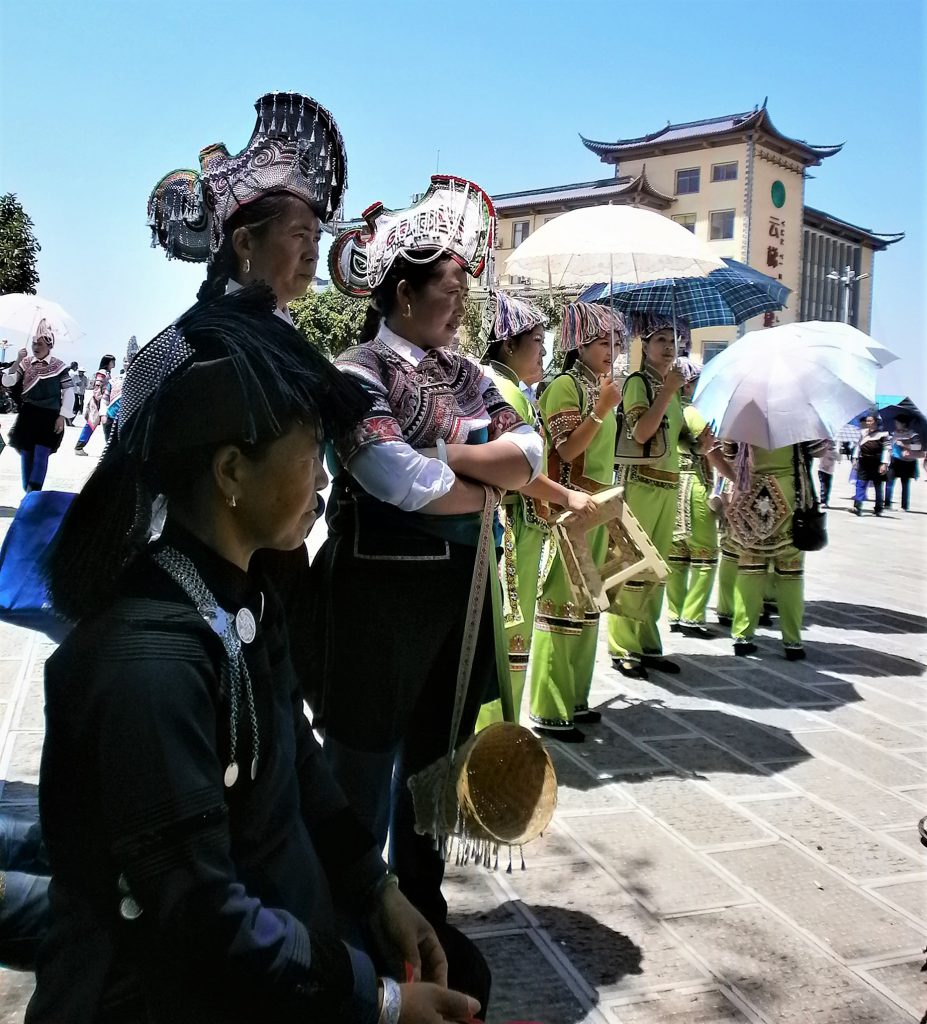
left=594, top=374, right=622, bottom=416
left=370, top=883, right=448, bottom=986
left=565, top=490, right=597, bottom=521
left=398, top=982, right=481, bottom=1024
left=879, top=464, right=887, bottom=475
left=54, top=416, right=65, bottom=434
left=662, top=368, right=686, bottom=394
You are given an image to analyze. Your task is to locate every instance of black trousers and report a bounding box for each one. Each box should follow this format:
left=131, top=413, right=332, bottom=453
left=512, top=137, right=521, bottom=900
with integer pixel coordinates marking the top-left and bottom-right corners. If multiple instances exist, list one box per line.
left=817, top=470, right=833, bottom=506
left=315, top=492, right=498, bottom=925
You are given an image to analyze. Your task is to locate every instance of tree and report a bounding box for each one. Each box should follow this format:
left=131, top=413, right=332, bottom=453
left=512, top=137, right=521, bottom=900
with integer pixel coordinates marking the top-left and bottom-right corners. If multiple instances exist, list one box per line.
left=290, top=286, right=367, bottom=359
left=0, top=194, right=41, bottom=295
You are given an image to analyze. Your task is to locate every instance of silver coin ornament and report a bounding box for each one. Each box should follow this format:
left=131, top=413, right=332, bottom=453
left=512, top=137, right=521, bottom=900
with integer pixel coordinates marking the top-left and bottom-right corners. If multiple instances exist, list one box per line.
left=251, top=756, right=258, bottom=781
left=224, top=761, right=240, bottom=788
left=120, top=895, right=143, bottom=921
left=235, top=607, right=257, bottom=644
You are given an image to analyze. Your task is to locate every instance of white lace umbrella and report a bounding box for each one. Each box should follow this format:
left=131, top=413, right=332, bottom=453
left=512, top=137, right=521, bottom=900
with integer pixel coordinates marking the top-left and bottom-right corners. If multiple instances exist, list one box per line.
left=692, top=320, right=890, bottom=449
left=0, top=293, right=84, bottom=348
left=504, top=205, right=725, bottom=288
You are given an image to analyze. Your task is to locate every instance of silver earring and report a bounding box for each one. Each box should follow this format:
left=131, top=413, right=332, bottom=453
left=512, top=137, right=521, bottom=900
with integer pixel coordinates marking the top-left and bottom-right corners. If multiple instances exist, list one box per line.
left=228, top=495, right=237, bottom=509
left=403, top=304, right=412, bottom=318
left=242, top=259, right=250, bottom=274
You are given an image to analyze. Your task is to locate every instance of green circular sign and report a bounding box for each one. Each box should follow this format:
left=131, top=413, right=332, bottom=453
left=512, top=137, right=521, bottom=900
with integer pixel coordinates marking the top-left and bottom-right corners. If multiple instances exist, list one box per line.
left=771, top=180, right=786, bottom=208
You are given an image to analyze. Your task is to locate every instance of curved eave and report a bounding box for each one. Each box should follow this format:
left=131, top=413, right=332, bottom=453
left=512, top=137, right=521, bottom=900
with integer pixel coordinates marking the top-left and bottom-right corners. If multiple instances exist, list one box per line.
left=625, top=169, right=675, bottom=206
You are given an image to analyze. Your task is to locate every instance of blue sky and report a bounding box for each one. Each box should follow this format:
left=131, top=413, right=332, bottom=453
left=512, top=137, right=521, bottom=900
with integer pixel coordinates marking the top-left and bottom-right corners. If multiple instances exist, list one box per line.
left=1, top=0, right=922, bottom=396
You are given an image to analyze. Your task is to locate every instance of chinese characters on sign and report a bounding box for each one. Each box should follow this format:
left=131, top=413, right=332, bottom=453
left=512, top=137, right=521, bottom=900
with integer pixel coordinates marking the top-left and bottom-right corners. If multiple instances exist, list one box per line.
left=764, top=215, right=786, bottom=327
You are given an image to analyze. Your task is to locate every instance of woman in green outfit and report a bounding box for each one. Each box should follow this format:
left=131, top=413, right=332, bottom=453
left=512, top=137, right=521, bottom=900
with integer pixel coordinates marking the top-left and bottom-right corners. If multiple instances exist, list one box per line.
left=666, top=357, right=732, bottom=637
left=477, top=292, right=597, bottom=728
left=723, top=441, right=822, bottom=660
left=529, top=302, right=624, bottom=742
left=607, top=323, right=686, bottom=680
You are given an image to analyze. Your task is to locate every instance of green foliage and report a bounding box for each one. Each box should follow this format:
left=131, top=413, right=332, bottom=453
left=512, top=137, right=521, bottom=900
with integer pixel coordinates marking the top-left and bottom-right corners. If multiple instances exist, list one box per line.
left=290, top=286, right=367, bottom=359
left=0, top=193, right=41, bottom=295
left=457, top=294, right=486, bottom=358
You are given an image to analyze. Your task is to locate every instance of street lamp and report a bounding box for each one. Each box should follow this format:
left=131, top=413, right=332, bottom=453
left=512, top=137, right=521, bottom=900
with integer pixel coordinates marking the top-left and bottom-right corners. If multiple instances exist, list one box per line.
left=826, top=265, right=869, bottom=324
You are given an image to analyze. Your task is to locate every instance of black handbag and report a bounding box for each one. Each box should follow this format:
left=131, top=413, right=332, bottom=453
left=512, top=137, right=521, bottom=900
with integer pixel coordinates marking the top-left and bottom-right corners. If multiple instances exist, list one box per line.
left=791, top=444, right=828, bottom=552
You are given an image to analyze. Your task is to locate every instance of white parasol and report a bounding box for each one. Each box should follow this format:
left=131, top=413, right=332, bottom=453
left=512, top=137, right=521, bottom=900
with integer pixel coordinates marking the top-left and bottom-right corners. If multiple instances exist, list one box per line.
left=0, top=293, right=84, bottom=350
left=692, top=320, right=889, bottom=449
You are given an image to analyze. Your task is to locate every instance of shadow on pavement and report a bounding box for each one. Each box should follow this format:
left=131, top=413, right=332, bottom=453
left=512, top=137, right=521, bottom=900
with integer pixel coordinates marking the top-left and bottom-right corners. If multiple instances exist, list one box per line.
left=456, top=903, right=643, bottom=1023
left=550, top=705, right=812, bottom=787
left=803, top=600, right=927, bottom=634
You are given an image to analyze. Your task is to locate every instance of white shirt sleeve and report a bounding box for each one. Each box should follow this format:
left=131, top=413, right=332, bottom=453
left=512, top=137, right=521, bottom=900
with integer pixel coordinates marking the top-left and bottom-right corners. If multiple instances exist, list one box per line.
left=60, top=380, right=75, bottom=418
left=349, top=441, right=456, bottom=512
left=496, top=423, right=544, bottom=481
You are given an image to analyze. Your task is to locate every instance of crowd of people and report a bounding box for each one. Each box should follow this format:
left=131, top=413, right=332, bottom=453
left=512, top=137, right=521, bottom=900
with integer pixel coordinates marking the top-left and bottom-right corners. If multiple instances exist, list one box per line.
left=0, top=89, right=921, bottom=1024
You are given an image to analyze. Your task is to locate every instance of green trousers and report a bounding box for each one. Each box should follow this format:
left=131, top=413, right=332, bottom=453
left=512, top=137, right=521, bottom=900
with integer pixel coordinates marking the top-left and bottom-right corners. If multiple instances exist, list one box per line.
left=477, top=512, right=545, bottom=729
left=529, top=524, right=607, bottom=729
left=717, top=547, right=738, bottom=618
left=607, top=477, right=678, bottom=661
left=732, top=548, right=804, bottom=647
left=666, top=473, right=718, bottom=626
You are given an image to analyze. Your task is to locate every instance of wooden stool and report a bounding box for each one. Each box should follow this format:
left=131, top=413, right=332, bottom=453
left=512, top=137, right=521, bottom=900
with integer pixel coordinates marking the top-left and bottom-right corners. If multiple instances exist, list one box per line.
left=553, top=485, right=669, bottom=613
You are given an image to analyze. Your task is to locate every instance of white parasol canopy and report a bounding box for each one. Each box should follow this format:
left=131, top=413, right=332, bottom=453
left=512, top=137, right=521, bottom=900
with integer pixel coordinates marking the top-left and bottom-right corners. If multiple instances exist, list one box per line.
left=692, top=320, right=887, bottom=449
left=0, top=293, right=84, bottom=347
left=504, top=205, right=725, bottom=288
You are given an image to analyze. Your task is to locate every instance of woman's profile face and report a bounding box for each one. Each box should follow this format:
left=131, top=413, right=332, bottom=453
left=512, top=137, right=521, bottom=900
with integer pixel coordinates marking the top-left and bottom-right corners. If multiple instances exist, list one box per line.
left=31, top=337, right=51, bottom=360
left=506, top=326, right=546, bottom=386
left=579, top=336, right=612, bottom=377
left=236, top=423, right=329, bottom=551
left=245, top=197, right=322, bottom=306
left=399, top=259, right=468, bottom=350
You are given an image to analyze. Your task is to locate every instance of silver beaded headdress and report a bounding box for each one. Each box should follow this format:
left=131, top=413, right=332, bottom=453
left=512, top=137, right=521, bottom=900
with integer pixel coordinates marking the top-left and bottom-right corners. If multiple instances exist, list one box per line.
left=147, top=91, right=348, bottom=263
left=329, top=175, right=495, bottom=297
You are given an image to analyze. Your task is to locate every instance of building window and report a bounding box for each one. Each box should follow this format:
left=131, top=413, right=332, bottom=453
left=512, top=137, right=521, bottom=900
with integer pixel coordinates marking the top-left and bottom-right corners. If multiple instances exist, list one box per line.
left=675, top=168, right=700, bottom=195
left=512, top=220, right=530, bottom=247
left=702, top=341, right=728, bottom=363
left=543, top=214, right=560, bottom=224
left=709, top=210, right=735, bottom=240
left=711, top=162, right=738, bottom=182
left=672, top=213, right=697, bottom=234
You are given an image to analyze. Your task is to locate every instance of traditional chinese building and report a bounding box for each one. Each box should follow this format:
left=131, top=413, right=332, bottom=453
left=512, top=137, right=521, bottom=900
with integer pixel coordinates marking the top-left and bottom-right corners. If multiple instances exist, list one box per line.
left=492, top=102, right=903, bottom=363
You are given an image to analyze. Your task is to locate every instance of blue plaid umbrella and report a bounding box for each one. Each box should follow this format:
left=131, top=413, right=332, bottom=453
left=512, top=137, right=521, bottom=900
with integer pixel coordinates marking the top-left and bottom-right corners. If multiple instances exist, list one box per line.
left=578, top=258, right=790, bottom=328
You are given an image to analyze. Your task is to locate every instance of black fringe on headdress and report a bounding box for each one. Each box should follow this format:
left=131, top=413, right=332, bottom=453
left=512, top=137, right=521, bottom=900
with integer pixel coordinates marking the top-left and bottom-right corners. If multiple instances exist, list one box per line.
left=45, top=285, right=371, bottom=624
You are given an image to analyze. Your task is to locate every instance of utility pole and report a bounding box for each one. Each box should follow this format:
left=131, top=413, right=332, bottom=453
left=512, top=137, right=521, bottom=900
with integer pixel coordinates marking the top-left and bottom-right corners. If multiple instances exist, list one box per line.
left=826, top=265, right=869, bottom=324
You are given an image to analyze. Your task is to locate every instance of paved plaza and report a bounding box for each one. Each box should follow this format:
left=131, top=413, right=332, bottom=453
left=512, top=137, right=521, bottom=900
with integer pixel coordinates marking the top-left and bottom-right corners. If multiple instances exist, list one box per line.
left=0, top=419, right=925, bottom=1022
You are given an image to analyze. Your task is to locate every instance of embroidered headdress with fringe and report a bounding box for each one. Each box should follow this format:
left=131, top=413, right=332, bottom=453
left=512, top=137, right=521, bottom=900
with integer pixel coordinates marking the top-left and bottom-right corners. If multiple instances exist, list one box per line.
left=628, top=312, right=692, bottom=354
left=147, top=92, right=347, bottom=263
left=559, top=301, right=626, bottom=352
left=329, top=175, right=495, bottom=297
left=481, top=290, right=547, bottom=345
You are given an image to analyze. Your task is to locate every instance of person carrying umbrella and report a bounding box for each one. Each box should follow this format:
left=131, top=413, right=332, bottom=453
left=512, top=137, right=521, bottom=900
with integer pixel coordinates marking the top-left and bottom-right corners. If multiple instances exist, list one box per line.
left=1, top=320, right=74, bottom=493
left=607, top=317, right=687, bottom=679
left=665, top=357, right=733, bottom=637
left=528, top=302, right=623, bottom=740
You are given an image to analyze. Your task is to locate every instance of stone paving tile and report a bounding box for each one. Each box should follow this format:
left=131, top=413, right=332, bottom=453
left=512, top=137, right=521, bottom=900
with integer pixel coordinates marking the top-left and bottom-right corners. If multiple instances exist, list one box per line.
left=862, top=960, right=927, bottom=1019
left=0, top=972, right=34, bottom=1023
left=852, top=684, right=927, bottom=726
left=708, top=843, right=924, bottom=961
left=796, top=730, right=927, bottom=788
left=712, top=665, right=844, bottom=707
left=606, top=988, right=753, bottom=1023
left=645, top=736, right=792, bottom=797
left=505, top=860, right=636, bottom=920
left=601, top=702, right=694, bottom=739
left=757, top=758, right=922, bottom=827
left=668, top=905, right=914, bottom=1024
left=0, top=661, right=25, bottom=701
left=739, top=795, right=925, bottom=880
left=808, top=705, right=926, bottom=751
left=2, top=732, right=43, bottom=785
left=613, top=777, right=774, bottom=848
left=567, top=811, right=746, bottom=915
left=672, top=710, right=809, bottom=764
left=568, top=728, right=667, bottom=776
left=866, top=879, right=927, bottom=920
left=474, top=933, right=590, bottom=1024
left=545, top=747, right=637, bottom=813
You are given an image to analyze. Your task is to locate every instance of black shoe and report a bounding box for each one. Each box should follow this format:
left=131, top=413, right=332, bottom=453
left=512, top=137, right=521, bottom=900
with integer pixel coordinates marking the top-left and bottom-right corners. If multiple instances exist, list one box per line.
left=734, top=641, right=758, bottom=657
left=573, top=709, right=602, bottom=724
left=669, top=621, right=682, bottom=633
left=641, top=655, right=681, bottom=674
left=784, top=647, right=806, bottom=662
left=612, top=658, right=648, bottom=680
left=533, top=725, right=585, bottom=743
left=680, top=623, right=713, bottom=639
left=758, top=611, right=774, bottom=627
left=717, top=613, right=733, bottom=627
left=853, top=505, right=862, bottom=516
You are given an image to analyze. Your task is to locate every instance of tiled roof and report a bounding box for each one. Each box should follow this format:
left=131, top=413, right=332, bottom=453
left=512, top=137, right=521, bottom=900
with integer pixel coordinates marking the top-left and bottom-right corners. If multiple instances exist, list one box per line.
left=804, top=206, right=905, bottom=251
left=493, top=170, right=673, bottom=211
left=582, top=106, right=844, bottom=166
